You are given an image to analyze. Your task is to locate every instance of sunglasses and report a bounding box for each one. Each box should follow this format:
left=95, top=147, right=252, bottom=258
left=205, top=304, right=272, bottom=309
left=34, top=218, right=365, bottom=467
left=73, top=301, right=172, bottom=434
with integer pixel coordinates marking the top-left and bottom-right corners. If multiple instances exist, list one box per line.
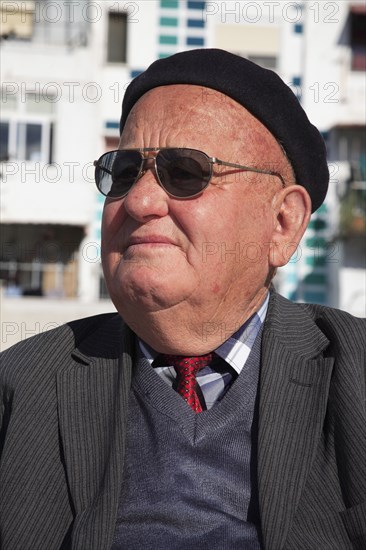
left=93, top=147, right=285, bottom=200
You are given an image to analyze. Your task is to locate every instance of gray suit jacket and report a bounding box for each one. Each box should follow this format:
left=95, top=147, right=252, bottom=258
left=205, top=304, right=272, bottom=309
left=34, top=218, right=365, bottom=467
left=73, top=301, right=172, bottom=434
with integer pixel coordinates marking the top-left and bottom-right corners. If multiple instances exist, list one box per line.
left=0, top=292, right=365, bottom=550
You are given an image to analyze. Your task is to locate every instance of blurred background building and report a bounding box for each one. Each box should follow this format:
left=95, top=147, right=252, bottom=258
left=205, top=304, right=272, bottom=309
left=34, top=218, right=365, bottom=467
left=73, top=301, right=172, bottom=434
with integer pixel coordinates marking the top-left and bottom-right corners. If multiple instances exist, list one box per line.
left=1, top=0, right=365, bottom=349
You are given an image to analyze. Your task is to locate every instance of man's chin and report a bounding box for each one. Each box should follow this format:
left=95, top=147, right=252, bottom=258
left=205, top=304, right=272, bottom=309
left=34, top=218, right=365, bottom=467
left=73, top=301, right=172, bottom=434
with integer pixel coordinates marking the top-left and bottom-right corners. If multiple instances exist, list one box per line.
left=108, top=274, right=191, bottom=314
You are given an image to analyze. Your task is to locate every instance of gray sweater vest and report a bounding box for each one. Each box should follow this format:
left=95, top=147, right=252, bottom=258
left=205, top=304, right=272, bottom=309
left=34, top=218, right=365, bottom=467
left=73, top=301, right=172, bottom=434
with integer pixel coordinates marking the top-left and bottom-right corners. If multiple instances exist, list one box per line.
left=112, top=330, right=263, bottom=549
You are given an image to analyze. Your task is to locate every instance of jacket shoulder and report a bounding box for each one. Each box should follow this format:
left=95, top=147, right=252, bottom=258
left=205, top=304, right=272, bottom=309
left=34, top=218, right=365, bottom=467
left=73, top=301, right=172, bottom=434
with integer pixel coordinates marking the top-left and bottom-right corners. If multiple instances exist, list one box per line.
left=0, top=313, right=121, bottom=387
left=266, top=292, right=365, bottom=367
left=300, top=301, right=366, bottom=351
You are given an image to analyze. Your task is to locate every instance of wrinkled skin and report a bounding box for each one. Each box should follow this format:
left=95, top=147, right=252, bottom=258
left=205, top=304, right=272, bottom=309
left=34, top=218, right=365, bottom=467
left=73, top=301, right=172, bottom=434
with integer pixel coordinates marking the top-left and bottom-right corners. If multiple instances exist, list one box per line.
left=101, top=85, right=311, bottom=354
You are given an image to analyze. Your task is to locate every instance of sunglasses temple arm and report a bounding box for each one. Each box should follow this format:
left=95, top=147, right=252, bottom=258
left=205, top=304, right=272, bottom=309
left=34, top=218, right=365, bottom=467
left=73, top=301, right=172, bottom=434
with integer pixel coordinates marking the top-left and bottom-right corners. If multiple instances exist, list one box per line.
left=212, top=159, right=286, bottom=188
left=245, top=167, right=285, bottom=188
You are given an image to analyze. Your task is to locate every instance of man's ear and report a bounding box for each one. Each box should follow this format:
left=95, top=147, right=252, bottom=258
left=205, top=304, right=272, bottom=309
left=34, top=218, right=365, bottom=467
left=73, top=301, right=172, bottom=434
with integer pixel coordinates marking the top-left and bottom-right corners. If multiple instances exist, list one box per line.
left=269, top=185, right=312, bottom=268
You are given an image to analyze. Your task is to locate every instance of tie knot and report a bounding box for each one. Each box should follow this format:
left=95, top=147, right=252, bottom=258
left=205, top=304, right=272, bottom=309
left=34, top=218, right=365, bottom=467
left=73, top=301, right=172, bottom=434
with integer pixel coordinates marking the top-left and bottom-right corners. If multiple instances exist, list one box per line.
left=153, top=353, right=215, bottom=413
left=154, top=353, right=214, bottom=373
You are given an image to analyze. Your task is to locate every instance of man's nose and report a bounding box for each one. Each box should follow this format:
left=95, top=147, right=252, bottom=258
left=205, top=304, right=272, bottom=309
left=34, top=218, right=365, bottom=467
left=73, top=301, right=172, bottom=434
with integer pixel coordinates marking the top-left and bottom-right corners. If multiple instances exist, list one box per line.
left=122, top=161, right=170, bottom=222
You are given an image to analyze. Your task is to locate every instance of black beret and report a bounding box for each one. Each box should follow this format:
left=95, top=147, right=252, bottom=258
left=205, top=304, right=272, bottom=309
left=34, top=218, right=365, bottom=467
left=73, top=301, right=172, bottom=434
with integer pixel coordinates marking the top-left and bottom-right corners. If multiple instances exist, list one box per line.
left=120, top=48, right=328, bottom=212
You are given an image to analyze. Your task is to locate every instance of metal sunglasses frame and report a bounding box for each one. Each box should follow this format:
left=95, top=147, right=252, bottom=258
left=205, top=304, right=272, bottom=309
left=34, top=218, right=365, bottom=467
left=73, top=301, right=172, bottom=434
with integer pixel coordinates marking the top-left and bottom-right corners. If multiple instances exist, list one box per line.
left=93, top=147, right=286, bottom=199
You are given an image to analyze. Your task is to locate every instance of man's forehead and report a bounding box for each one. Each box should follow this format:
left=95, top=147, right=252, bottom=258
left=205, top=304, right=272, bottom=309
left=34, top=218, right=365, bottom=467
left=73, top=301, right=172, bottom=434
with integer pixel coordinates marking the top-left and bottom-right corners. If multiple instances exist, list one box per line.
left=121, top=84, right=284, bottom=167
left=124, top=84, right=263, bottom=137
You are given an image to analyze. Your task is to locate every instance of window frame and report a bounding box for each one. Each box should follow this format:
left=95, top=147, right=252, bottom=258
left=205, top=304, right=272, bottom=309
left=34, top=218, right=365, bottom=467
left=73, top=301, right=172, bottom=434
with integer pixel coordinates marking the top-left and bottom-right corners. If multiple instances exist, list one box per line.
left=106, top=11, right=128, bottom=64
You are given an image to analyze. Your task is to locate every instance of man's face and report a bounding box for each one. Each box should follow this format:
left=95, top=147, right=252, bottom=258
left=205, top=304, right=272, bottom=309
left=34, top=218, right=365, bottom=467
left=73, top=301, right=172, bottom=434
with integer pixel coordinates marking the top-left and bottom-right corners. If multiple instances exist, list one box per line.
left=101, top=85, right=285, bottom=336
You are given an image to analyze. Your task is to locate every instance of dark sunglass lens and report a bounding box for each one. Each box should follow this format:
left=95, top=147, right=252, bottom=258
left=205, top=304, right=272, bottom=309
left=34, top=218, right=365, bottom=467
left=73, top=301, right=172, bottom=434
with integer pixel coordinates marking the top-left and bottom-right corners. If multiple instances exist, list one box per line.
left=96, top=151, right=141, bottom=198
left=157, top=149, right=211, bottom=197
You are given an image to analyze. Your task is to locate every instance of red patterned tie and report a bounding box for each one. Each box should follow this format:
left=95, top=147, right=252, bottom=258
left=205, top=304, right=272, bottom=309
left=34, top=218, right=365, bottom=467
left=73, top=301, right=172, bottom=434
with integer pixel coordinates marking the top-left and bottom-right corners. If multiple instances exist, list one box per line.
left=154, top=353, right=214, bottom=413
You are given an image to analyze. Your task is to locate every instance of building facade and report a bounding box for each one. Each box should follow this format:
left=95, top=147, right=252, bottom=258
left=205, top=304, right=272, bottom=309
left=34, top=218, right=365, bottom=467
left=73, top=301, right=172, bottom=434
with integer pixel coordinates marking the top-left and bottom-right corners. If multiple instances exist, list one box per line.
left=1, top=0, right=365, bottom=315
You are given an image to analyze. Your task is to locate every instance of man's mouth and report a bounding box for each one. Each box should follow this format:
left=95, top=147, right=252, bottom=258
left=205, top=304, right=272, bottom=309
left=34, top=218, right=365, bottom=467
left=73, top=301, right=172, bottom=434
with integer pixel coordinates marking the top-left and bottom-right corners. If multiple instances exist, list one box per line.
left=124, top=235, right=177, bottom=251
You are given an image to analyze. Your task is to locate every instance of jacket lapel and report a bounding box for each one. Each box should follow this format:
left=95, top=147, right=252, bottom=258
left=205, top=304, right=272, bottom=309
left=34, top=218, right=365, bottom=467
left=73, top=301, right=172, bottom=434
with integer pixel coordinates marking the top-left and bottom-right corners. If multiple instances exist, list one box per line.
left=56, top=314, right=135, bottom=550
left=258, top=294, right=334, bottom=550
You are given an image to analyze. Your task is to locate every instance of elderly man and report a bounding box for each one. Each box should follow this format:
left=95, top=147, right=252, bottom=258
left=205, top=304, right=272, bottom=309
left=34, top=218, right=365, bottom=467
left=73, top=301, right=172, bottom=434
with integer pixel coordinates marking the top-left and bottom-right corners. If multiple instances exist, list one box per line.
left=0, top=49, right=365, bottom=550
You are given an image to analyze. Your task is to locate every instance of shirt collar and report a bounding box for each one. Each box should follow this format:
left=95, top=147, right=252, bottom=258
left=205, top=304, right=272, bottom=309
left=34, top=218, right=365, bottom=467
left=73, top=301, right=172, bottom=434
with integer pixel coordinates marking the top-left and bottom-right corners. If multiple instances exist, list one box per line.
left=139, top=292, right=269, bottom=375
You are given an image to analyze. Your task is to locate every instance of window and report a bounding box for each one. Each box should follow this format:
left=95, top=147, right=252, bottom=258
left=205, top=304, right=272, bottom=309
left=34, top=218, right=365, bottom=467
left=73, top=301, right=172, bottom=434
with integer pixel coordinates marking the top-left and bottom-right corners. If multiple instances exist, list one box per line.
left=329, top=126, right=366, bottom=168
left=1, top=121, right=53, bottom=163
left=0, top=89, right=54, bottom=163
left=0, top=0, right=34, bottom=40
left=20, top=123, right=42, bottom=161
left=294, top=23, right=303, bottom=34
left=186, top=36, right=204, bottom=46
left=159, top=35, right=178, bottom=45
left=187, top=19, right=205, bottom=28
left=160, top=17, right=178, bottom=26
left=0, top=122, right=9, bottom=161
left=0, top=224, right=83, bottom=299
left=187, top=1, right=205, bottom=10
left=31, top=1, right=88, bottom=47
left=160, top=0, right=178, bottom=8
left=107, top=12, right=128, bottom=63
left=350, top=8, right=366, bottom=71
